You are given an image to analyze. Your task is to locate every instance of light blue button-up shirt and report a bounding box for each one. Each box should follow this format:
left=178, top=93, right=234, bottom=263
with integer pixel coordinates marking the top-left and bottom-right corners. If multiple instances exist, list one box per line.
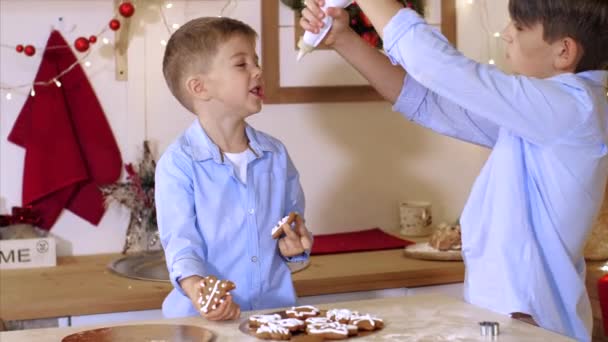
left=385, top=9, right=608, bottom=341
left=155, top=120, right=308, bottom=318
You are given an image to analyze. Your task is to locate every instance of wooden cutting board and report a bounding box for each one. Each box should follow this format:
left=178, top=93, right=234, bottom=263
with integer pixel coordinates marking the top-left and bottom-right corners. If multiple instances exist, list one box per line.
left=61, top=324, right=213, bottom=342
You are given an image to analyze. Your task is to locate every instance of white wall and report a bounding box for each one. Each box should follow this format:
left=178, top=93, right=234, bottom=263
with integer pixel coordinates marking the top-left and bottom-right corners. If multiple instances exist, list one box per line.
left=0, top=0, right=510, bottom=256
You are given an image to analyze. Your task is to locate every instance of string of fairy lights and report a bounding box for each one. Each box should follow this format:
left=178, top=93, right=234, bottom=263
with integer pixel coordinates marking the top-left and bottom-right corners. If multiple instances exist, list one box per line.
left=0, top=0, right=238, bottom=102
left=6, top=0, right=587, bottom=102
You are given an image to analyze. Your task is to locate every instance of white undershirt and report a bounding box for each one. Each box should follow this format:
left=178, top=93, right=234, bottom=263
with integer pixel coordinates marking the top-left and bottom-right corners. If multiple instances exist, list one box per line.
left=223, top=150, right=249, bottom=184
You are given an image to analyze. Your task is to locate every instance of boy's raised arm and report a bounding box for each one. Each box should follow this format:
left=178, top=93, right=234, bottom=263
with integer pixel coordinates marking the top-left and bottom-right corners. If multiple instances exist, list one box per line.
left=381, top=9, right=591, bottom=145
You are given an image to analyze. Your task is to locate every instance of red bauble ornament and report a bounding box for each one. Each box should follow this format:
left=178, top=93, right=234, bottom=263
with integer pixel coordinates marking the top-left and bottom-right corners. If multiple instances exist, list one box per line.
left=74, top=37, right=90, bottom=52
left=89, top=35, right=97, bottom=44
left=118, top=2, right=135, bottom=18
left=24, top=45, right=36, bottom=56
left=16, top=44, right=24, bottom=53
left=109, top=19, right=121, bottom=31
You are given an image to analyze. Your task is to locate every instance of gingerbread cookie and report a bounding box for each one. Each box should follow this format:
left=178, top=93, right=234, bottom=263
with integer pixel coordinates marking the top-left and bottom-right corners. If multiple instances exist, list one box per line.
left=306, top=322, right=358, bottom=339
left=326, top=308, right=358, bottom=324
left=285, top=305, right=320, bottom=319
left=197, top=275, right=236, bottom=314
left=271, top=212, right=298, bottom=239
left=349, top=313, right=384, bottom=331
left=248, top=314, right=281, bottom=328
left=255, top=322, right=291, bottom=340
left=273, top=318, right=306, bottom=332
left=305, top=317, right=333, bottom=325
left=429, top=223, right=462, bottom=251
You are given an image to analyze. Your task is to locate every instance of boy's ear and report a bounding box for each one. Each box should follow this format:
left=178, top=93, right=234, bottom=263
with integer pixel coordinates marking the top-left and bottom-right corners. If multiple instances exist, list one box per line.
left=185, top=74, right=212, bottom=101
left=554, top=37, right=582, bottom=72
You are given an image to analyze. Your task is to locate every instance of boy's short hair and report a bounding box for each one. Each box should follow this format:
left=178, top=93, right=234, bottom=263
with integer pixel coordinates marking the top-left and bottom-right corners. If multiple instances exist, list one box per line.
left=162, top=17, right=257, bottom=111
left=509, top=0, right=608, bottom=72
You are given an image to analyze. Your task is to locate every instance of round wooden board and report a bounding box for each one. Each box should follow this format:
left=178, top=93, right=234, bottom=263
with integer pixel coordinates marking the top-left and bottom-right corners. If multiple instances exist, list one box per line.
left=403, top=242, right=462, bottom=261
left=62, top=324, right=214, bottom=342
left=239, top=311, right=381, bottom=341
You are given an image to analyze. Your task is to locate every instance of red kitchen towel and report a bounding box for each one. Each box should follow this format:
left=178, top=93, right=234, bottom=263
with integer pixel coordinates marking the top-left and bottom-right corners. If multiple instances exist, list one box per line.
left=599, top=274, right=608, bottom=335
left=310, top=228, right=414, bottom=255
left=8, top=30, right=122, bottom=230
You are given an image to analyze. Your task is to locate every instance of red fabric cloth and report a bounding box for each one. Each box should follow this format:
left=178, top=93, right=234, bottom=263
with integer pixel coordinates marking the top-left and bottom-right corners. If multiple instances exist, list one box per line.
left=310, top=228, right=414, bottom=255
left=599, top=274, right=608, bottom=335
left=8, top=30, right=122, bottom=230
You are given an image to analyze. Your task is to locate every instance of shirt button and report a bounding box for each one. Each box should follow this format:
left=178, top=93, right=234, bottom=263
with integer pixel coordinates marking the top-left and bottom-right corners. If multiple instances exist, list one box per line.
left=249, top=208, right=255, bottom=214
left=251, top=256, right=258, bottom=263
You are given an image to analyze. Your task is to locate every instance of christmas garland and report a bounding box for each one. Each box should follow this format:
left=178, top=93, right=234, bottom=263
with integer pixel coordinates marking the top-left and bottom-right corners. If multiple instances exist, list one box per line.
left=282, top=0, right=424, bottom=49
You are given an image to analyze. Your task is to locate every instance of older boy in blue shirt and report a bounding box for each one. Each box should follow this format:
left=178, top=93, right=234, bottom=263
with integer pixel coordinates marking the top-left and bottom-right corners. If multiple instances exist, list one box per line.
left=156, top=17, right=312, bottom=320
left=302, top=0, right=607, bottom=340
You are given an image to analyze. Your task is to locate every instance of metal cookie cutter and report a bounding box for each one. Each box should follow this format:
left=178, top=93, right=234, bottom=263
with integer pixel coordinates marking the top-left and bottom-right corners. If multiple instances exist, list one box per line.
left=479, top=321, right=500, bottom=337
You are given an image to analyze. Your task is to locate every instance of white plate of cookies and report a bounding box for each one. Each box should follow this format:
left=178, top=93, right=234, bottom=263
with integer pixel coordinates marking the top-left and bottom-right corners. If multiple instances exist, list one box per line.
left=240, top=306, right=384, bottom=341
left=403, top=223, right=463, bottom=261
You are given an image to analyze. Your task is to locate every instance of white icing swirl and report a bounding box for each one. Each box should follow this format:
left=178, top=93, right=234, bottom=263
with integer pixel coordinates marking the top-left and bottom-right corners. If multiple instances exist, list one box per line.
left=256, top=323, right=289, bottom=335
left=249, top=314, right=281, bottom=324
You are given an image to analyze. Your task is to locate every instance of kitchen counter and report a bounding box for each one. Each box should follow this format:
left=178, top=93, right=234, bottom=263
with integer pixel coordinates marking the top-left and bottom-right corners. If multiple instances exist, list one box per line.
left=0, top=249, right=465, bottom=321
left=0, top=294, right=575, bottom=341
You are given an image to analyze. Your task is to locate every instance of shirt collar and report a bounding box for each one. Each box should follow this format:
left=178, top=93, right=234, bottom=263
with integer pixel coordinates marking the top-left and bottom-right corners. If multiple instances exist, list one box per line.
left=185, top=119, right=276, bottom=162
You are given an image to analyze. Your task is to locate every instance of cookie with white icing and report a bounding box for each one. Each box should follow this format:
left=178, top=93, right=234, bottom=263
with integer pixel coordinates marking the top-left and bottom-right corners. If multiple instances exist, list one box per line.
left=273, top=318, right=306, bottom=332
left=326, top=308, right=358, bottom=324
left=248, top=313, right=281, bottom=328
left=271, top=212, right=298, bottom=239
left=349, top=313, right=384, bottom=331
left=306, top=321, right=358, bottom=339
left=255, top=322, right=291, bottom=340
left=305, top=316, right=333, bottom=325
left=197, top=275, right=236, bottom=314
left=285, top=305, right=320, bottom=319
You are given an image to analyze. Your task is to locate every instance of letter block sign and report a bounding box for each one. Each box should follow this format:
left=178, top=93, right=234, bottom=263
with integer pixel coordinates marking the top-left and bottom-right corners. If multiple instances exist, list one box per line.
left=0, top=238, right=56, bottom=269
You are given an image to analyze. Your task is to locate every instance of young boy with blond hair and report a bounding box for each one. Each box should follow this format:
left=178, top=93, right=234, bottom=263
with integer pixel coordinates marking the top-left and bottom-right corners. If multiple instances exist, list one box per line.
left=156, top=17, right=313, bottom=320
left=301, top=0, right=607, bottom=340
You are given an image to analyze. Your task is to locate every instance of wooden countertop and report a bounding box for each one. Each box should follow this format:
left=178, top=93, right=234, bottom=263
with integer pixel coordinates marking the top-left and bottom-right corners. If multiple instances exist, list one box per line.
left=0, top=295, right=575, bottom=341
left=0, top=249, right=465, bottom=321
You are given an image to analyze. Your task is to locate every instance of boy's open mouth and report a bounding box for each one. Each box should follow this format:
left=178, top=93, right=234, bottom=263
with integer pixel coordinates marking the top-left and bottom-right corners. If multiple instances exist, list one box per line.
left=250, top=86, right=264, bottom=99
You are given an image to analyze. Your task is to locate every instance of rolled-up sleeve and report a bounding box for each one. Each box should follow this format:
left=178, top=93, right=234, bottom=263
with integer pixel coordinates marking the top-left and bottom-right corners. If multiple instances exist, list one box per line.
left=155, top=148, right=207, bottom=296
left=282, top=149, right=311, bottom=263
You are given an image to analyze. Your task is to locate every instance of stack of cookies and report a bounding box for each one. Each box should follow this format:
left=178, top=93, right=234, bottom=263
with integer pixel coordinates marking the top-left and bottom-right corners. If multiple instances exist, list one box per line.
left=248, top=306, right=384, bottom=340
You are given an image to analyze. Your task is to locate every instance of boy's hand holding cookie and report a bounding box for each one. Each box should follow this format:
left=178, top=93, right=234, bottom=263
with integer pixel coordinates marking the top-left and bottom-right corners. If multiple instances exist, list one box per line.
left=180, top=275, right=240, bottom=321
left=275, top=213, right=313, bottom=257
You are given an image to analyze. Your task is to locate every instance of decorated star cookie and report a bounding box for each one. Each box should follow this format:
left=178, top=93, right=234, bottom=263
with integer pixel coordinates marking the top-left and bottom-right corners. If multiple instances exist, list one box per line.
left=271, top=212, right=298, bottom=239
left=285, top=305, right=320, bottom=319
left=197, top=275, right=236, bottom=314
left=349, top=313, right=385, bottom=331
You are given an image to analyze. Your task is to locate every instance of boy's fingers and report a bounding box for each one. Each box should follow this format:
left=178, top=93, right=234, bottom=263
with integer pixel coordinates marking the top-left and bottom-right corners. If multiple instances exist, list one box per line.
left=281, top=222, right=300, bottom=240
left=203, top=294, right=231, bottom=320
left=302, top=8, right=323, bottom=27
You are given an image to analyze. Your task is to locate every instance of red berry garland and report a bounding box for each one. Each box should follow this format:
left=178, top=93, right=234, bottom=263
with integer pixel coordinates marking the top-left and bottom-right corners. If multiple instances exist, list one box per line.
left=118, top=2, right=135, bottom=18
left=89, top=35, right=97, bottom=44
left=16, top=44, right=24, bottom=53
left=24, top=45, right=36, bottom=56
left=109, top=19, right=121, bottom=31
left=74, top=37, right=90, bottom=52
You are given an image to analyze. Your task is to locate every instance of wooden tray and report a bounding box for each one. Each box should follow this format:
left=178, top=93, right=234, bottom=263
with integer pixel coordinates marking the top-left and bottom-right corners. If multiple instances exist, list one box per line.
left=62, top=324, right=213, bottom=342
left=239, top=310, right=381, bottom=341
left=403, top=242, right=462, bottom=261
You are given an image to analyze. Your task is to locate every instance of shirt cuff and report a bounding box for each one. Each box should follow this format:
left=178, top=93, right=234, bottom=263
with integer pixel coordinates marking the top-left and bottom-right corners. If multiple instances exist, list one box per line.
left=169, top=256, right=206, bottom=297
left=383, top=8, right=425, bottom=66
left=285, top=250, right=311, bottom=263
left=392, top=74, right=429, bottom=119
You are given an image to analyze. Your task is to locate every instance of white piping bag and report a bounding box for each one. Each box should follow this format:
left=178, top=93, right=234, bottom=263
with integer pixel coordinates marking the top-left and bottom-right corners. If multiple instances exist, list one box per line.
left=297, top=0, right=353, bottom=61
